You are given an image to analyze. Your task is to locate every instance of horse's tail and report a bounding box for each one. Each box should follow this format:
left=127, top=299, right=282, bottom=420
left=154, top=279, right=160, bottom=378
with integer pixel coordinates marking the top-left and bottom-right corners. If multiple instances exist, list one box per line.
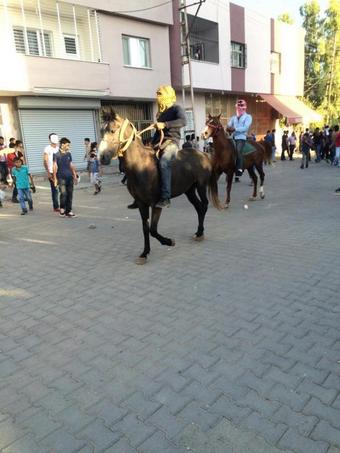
left=208, top=170, right=223, bottom=210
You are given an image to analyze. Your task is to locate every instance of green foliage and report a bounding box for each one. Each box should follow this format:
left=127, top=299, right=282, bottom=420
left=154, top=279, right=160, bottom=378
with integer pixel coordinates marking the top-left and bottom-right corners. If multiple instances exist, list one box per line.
left=300, top=0, right=340, bottom=124
left=277, top=12, right=294, bottom=24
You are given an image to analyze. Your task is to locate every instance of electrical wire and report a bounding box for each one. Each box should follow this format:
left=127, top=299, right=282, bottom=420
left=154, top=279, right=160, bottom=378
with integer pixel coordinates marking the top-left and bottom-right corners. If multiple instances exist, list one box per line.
left=112, top=0, right=172, bottom=14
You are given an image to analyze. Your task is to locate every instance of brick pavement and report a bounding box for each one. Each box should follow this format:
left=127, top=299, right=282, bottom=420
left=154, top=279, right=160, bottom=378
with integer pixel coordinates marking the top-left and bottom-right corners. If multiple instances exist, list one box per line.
left=0, top=159, right=340, bottom=453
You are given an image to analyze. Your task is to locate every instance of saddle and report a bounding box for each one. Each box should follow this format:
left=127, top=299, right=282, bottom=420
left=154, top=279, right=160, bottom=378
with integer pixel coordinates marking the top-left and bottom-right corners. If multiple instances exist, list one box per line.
left=229, top=139, right=257, bottom=156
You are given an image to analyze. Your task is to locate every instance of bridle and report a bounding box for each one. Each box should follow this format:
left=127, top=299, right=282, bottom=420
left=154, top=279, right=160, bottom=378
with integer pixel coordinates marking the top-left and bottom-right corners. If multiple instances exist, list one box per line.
left=104, top=119, right=163, bottom=156
left=206, top=120, right=224, bottom=138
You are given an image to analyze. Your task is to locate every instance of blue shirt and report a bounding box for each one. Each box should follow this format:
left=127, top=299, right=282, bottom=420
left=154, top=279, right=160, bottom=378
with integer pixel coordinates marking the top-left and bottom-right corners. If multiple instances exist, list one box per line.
left=12, top=165, right=30, bottom=189
left=54, top=151, right=73, bottom=179
left=228, top=113, right=253, bottom=140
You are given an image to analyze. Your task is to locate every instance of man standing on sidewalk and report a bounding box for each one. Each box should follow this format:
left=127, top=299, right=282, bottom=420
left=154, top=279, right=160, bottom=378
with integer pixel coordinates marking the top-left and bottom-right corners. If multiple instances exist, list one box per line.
left=43, top=133, right=59, bottom=212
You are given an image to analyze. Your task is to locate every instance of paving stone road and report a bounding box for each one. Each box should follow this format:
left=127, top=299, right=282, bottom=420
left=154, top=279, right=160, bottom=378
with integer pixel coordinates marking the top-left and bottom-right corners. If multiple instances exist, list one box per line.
left=0, top=158, right=340, bottom=453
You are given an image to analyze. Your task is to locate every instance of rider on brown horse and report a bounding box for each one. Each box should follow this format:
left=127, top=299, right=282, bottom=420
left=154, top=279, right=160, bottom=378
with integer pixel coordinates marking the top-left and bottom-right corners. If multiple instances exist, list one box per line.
left=152, top=85, right=186, bottom=208
left=227, top=99, right=253, bottom=179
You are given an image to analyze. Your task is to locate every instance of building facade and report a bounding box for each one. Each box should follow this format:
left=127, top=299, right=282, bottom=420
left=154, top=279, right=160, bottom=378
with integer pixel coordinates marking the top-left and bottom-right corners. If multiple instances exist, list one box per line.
left=0, top=0, right=172, bottom=173
left=170, top=1, right=320, bottom=142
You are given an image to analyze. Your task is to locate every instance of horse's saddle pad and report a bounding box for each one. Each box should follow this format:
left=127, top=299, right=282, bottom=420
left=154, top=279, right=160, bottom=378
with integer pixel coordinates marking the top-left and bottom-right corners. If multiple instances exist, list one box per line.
left=230, top=139, right=256, bottom=155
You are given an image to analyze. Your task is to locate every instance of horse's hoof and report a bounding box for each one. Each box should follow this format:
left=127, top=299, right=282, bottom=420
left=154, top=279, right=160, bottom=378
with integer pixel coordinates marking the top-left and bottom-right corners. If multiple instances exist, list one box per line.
left=224, top=203, right=229, bottom=209
left=249, top=196, right=257, bottom=201
left=193, top=234, right=205, bottom=242
left=170, top=239, right=176, bottom=246
left=260, top=193, right=265, bottom=199
left=135, top=256, right=147, bottom=265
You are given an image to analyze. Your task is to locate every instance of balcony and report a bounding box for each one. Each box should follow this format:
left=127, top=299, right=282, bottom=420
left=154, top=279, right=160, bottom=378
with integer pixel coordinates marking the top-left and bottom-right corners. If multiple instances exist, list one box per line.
left=187, top=14, right=219, bottom=64
left=0, top=0, right=109, bottom=95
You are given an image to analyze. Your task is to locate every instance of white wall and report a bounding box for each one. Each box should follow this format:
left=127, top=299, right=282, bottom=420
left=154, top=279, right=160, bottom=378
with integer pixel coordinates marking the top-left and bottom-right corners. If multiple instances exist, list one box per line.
left=245, top=9, right=271, bottom=94
left=185, top=0, right=231, bottom=91
left=276, top=22, right=304, bottom=96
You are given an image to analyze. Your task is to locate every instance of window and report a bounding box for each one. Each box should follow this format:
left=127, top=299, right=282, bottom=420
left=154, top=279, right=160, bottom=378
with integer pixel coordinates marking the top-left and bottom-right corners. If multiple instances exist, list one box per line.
left=63, top=34, right=79, bottom=58
left=13, top=28, right=52, bottom=57
left=231, top=41, right=246, bottom=69
left=122, top=35, right=151, bottom=68
left=270, top=52, right=281, bottom=74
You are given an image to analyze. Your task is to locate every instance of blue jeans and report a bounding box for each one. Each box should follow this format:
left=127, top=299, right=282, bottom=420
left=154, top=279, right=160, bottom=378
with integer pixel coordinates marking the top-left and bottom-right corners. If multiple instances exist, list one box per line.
left=159, top=142, right=178, bottom=200
left=18, top=188, right=32, bottom=211
left=49, top=178, right=59, bottom=209
left=235, top=139, right=246, bottom=170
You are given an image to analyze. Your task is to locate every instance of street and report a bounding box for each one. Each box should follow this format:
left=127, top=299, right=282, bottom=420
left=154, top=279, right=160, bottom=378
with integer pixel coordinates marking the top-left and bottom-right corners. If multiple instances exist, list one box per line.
left=0, top=159, right=340, bottom=453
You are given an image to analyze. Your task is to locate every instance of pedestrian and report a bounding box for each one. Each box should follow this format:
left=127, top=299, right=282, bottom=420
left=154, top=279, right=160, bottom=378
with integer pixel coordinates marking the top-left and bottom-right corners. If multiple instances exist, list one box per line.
left=53, top=137, right=78, bottom=217
left=11, top=157, right=35, bottom=215
left=7, top=141, right=25, bottom=203
left=183, top=134, right=193, bottom=149
left=0, top=136, right=9, bottom=184
left=313, top=127, right=323, bottom=162
left=88, top=144, right=102, bottom=195
left=288, top=131, right=297, bottom=161
left=43, top=133, right=60, bottom=212
left=9, top=137, right=16, bottom=146
left=300, top=132, right=313, bottom=169
left=271, top=129, right=277, bottom=162
left=333, top=125, right=340, bottom=167
left=280, top=130, right=289, bottom=161
left=227, top=99, right=253, bottom=182
left=84, top=137, right=91, bottom=179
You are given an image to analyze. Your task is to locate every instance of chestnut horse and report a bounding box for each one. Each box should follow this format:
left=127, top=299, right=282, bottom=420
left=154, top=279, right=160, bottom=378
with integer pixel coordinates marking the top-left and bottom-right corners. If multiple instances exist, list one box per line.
left=202, top=114, right=271, bottom=207
left=98, top=110, right=222, bottom=264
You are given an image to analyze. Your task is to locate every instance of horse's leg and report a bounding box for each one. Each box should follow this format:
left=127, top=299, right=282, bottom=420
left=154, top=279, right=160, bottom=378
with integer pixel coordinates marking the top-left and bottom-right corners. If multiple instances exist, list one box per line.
left=150, top=207, right=175, bottom=246
left=225, top=170, right=234, bottom=208
left=247, top=164, right=258, bottom=200
left=136, top=203, right=150, bottom=265
left=185, top=185, right=206, bottom=240
left=255, top=161, right=265, bottom=199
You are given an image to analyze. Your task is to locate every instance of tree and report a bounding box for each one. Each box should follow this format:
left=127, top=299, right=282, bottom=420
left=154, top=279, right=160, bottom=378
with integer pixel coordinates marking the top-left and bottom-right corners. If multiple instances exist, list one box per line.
left=322, top=0, right=340, bottom=124
left=300, top=1, right=325, bottom=108
left=277, top=12, right=294, bottom=24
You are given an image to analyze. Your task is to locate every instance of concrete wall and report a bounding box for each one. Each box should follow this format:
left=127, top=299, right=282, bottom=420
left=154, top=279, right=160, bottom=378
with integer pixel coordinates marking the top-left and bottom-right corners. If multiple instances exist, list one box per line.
left=99, top=14, right=171, bottom=99
left=71, top=0, right=173, bottom=25
left=245, top=9, right=271, bottom=94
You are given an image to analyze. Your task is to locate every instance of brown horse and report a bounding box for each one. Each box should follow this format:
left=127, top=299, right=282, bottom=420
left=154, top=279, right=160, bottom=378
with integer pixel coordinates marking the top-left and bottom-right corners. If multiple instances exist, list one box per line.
left=98, top=111, right=222, bottom=264
left=201, top=114, right=271, bottom=207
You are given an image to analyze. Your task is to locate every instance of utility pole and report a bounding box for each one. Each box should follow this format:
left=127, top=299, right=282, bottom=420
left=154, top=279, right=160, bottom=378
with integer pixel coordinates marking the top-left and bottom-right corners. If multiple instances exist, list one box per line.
left=179, top=0, right=203, bottom=138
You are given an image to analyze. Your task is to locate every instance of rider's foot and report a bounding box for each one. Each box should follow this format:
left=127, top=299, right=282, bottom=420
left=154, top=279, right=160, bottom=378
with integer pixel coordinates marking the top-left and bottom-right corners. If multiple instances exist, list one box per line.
left=155, top=199, right=170, bottom=208
left=127, top=201, right=138, bottom=209
left=236, top=169, right=243, bottom=177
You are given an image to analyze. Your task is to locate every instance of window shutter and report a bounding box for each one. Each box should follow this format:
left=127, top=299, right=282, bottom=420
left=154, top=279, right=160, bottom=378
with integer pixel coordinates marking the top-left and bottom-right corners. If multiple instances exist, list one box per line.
left=64, top=36, right=77, bottom=55
left=13, top=28, right=25, bottom=54
left=27, top=30, right=39, bottom=55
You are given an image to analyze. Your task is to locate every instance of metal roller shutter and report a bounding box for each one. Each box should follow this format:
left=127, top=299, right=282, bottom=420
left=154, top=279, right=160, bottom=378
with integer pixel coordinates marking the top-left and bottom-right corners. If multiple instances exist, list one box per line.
left=19, top=109, right=97, bottom=174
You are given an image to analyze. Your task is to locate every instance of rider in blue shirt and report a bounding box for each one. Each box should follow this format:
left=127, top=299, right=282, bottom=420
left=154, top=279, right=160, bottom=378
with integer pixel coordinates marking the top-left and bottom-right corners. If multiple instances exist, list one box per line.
left=227, top=99, right=253, bottom=178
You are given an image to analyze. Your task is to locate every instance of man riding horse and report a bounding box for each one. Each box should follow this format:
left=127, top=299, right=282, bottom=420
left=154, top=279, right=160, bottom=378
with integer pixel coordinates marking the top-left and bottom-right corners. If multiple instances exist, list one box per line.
left=227, top=99, right=253, bottom=181
left=152, top=85, right=186, bottom=208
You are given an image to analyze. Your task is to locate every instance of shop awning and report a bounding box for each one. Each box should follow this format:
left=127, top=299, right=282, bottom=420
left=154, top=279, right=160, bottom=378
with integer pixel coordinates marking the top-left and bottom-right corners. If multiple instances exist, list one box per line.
left=260, top=94, right=323, bottom=124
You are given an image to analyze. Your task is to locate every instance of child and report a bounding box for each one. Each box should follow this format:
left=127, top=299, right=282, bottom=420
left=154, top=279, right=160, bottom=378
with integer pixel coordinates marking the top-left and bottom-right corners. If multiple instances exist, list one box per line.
left=88, top=143, right=101, bottom=195
left=11, top=157, right=35, bottom=215
left=53, top=137, right=78, bottom=217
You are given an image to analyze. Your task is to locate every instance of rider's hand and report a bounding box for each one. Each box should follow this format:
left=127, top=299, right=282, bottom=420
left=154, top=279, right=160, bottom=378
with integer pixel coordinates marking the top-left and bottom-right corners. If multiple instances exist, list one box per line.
left=156, top=122, right=166, bottom=130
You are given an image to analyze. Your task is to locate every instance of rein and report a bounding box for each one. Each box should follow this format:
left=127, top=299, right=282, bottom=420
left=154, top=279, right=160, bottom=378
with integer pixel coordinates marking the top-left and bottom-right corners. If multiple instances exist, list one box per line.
left=116, top=120, right=164, bottom=154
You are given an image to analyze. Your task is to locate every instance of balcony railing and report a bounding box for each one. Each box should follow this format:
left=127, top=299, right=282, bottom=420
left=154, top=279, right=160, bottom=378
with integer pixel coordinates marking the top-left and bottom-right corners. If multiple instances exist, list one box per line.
left=1, top=0, right=102, bottom=63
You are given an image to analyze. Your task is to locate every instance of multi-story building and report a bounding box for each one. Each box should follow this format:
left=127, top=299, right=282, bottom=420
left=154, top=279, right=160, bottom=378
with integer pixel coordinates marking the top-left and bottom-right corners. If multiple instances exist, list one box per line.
left=0, top=0, right=172, bottom=173
left=170, top=1, right=321, bottom=140
left=0, top=0, right=321, bottom=173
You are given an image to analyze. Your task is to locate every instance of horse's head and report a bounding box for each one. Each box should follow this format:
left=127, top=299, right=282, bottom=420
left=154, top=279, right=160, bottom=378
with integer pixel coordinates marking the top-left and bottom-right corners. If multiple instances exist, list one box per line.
left=98, top=109, right=125, bottom=165
left=201, top=114, right=224, bottom=140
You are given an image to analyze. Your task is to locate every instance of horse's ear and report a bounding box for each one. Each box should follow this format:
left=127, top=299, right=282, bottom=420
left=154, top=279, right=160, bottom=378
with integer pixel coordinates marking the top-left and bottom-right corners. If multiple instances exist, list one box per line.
left=217, top=113, right=221, bottom=120
left=208, top=113, right=212, bottom=120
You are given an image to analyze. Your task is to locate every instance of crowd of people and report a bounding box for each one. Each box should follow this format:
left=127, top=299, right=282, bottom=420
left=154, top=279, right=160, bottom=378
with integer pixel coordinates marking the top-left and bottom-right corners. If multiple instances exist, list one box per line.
left=1, top=115, right=339, bottom=215
left=0, top=134, right=101, bottom=215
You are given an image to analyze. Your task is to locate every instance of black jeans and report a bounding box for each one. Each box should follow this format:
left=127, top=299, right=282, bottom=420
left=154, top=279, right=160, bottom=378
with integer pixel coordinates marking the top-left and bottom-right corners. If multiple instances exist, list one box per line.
left=58, top=177, right=74, bottom=214
left=235, top=140, right=245, bottom=171
left=49, top=178, right=59, bottom=209
left=0, top=162, right=8, bottom=183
